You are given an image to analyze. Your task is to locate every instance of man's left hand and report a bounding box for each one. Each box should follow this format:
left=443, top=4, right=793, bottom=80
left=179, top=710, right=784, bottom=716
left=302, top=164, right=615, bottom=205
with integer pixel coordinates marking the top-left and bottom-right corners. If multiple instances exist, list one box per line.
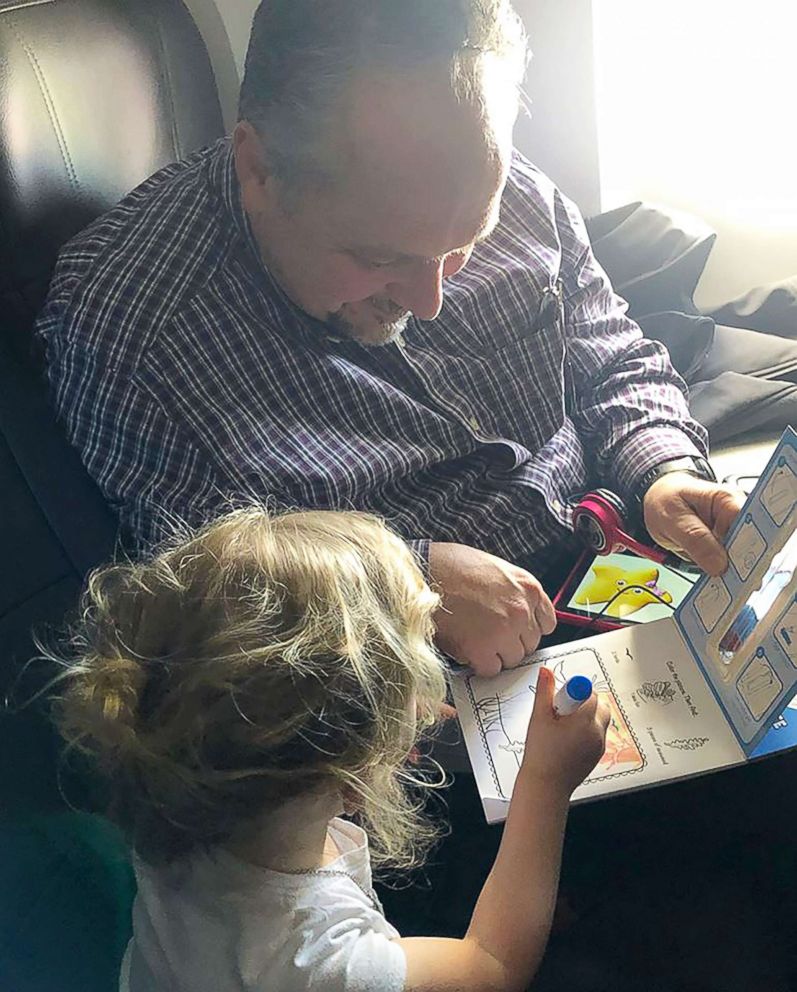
left=643, top=472, right=746, bottom=576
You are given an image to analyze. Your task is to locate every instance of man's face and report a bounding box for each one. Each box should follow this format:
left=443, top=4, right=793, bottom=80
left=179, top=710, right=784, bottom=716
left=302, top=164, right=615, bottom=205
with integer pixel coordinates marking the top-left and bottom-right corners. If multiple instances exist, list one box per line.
left=235, top=65, right=514, bottom=346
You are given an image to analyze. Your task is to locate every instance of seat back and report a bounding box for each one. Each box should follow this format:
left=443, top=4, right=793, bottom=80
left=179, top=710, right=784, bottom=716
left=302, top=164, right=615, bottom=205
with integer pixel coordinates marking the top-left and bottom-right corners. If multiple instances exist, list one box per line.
left=0, top=336, right=118, bottom=815
left=0, top=0, right=224, bottom=363
left=0, top=0, right=225, bottom=817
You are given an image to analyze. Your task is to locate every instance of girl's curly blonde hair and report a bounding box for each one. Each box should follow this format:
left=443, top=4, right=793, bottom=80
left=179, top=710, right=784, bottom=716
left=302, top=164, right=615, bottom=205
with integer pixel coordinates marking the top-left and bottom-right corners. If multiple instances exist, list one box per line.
left=52, top=508, right=447, bottom=869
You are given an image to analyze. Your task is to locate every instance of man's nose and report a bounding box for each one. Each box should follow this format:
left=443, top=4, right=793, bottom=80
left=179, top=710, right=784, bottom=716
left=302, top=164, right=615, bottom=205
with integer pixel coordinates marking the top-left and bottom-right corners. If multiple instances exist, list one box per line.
left=390, top=259, right=445, bottom=321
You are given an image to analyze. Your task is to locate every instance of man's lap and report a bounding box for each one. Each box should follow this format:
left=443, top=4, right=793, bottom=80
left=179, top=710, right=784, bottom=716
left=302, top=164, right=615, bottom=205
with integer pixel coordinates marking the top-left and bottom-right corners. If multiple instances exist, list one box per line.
left=384, top=549, right=797, bottom=988
left=380, top=752, right=797, bottom=988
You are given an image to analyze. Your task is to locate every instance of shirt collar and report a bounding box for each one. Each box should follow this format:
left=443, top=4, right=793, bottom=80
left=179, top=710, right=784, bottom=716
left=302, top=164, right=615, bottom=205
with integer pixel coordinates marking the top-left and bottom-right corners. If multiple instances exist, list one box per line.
left=213, top=138, right=276, bottom=279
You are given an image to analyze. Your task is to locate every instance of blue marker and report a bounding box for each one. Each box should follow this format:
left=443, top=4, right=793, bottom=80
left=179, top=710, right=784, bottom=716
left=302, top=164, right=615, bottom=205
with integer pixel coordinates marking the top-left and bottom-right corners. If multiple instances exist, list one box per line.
left=553, top=676, right=593, bottom=716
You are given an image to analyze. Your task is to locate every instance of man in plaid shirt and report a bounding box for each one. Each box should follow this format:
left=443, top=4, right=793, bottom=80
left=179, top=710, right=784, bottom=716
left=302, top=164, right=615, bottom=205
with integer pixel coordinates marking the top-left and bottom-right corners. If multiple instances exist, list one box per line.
left=37, top=0, right=742, bottom=675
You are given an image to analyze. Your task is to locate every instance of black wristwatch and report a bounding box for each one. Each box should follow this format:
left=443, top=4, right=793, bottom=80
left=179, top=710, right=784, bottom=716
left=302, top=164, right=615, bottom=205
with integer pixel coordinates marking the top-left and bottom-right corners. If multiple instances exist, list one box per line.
left=632, top=455, right=717, bottom=517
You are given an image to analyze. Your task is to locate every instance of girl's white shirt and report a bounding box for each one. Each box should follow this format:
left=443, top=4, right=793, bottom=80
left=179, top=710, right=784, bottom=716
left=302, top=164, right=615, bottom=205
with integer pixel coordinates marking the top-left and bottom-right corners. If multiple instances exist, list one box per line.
left=120, top=817, right=406, bottom=992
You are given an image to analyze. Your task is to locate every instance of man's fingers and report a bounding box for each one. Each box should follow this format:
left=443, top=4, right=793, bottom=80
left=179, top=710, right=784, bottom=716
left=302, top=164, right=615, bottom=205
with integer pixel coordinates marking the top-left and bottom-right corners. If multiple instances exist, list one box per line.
left=675, top=513, right=728, bottom=576
left=534, top=593, right=557, bottom=636
left=500, top=591, right=556, bottom=668
left=498, top=626, right=539, bottom=668
left=437, top=702, right=457, bottom=722
left=470, top=625, right=538, bottom=674
left=519, top=631, right=539, bottom=658
left=646, top=479, right=747, bottom=578
left=710, top=489, right=746, bottom=540
left=678, top=487, right=744, bottom=574
left=471, top=653, right=503, bottom=677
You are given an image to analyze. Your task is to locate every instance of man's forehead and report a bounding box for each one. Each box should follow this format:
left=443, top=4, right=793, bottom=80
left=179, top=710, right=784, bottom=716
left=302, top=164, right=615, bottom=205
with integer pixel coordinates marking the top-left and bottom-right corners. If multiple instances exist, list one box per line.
left=344, top=209, right=501, bottom=264
left=322, top=73, right=507, bottom=258
left=330, top=157, right=505, bottom=261
left=341, top=67, right=504, bottom=187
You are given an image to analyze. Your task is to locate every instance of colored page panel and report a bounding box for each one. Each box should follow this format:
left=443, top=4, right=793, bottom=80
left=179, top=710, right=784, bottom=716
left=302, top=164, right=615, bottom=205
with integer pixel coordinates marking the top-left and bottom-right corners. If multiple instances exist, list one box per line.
left=568, top=552, right=696, bottom=624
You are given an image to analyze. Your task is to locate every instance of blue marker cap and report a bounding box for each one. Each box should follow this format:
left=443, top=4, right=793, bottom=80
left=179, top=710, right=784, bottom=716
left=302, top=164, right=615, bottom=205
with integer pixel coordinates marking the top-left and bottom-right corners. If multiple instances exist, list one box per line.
left=565, top=676, right=593, bottom=702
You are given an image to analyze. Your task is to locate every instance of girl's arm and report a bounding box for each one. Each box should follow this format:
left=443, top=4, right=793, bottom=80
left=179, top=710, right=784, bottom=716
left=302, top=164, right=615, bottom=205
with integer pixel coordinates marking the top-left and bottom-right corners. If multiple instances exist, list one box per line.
left=396, top=666, right=609, bottom=992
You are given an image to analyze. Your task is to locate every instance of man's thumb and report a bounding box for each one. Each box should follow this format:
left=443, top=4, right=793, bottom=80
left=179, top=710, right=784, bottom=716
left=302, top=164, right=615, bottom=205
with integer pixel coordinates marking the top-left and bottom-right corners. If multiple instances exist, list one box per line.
left=533, top=666, right=555, bottom=719
left=678, top=510, right=727, bottom=576
left=710, top=488, right=746, bottom=540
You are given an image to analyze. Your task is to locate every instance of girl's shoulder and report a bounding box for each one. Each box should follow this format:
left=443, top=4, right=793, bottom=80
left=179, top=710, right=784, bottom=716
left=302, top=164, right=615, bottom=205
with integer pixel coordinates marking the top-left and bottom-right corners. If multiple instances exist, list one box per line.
left=128, top=826, right=406, bottom=991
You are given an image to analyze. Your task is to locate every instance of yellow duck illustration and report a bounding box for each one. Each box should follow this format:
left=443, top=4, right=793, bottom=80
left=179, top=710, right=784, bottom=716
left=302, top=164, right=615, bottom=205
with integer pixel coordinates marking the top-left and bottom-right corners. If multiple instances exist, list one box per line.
left=575, top=563, right=673, bottom=618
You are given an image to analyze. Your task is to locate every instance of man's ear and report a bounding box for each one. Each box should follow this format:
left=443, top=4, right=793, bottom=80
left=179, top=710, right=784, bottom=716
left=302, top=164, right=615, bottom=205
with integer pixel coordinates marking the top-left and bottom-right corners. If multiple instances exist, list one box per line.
left=233, top=121, right=272, bottom=200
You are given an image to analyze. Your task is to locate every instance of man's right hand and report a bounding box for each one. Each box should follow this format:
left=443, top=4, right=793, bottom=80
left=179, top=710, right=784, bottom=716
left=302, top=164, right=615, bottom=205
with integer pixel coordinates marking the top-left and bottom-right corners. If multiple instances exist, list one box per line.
left=428, top=542, right=557, bottom=677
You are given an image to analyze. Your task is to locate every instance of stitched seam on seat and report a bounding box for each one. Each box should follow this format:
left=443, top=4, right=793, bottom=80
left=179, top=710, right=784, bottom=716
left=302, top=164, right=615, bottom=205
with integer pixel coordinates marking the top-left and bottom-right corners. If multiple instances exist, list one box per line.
left=3, top=14, right=81, bottom=192
left=0, top=571, right=74, bottom=622
left=0, top=0, right=54, bottom=15
left=153, top=12, right=182, bottom=161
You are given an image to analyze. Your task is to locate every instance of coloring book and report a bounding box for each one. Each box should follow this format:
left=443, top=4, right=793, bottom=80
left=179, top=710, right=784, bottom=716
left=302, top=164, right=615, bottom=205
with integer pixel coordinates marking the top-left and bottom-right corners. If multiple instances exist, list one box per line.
left=451, top=429, right=797, bottom=824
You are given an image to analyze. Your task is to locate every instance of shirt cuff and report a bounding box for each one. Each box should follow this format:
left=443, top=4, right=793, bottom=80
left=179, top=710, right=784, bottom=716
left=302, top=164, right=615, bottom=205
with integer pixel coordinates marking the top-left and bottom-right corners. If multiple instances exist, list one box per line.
left=610, top=427, right=706, bottom=500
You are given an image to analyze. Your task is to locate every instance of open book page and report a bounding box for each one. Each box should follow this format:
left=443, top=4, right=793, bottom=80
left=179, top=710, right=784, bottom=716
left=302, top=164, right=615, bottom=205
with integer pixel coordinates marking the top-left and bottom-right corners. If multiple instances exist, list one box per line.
left=676, top=430, right=797, bottom=753
left=451, top=619, right=743, bottom=824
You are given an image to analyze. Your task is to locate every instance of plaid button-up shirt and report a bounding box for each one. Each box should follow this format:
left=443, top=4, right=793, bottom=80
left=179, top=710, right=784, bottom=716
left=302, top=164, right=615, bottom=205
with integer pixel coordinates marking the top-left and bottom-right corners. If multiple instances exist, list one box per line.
left=36, top=138, right=706, bottom=571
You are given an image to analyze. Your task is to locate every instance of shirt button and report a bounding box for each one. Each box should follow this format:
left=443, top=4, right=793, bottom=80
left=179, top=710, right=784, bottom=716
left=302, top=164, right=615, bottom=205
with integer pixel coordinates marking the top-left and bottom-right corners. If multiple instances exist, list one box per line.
left=468, top=416, right=481, bottom=432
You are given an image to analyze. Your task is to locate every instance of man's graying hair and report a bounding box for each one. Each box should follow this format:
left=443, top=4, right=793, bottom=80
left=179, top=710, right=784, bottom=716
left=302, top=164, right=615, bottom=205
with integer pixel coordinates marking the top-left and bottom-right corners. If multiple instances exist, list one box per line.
left=238, top=0, right=528, bottom=185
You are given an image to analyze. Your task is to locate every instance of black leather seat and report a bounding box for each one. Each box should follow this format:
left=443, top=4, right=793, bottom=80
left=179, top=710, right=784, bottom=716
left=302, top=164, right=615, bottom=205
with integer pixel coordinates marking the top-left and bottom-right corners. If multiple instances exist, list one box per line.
left=0, top=0, right=225, bottom=815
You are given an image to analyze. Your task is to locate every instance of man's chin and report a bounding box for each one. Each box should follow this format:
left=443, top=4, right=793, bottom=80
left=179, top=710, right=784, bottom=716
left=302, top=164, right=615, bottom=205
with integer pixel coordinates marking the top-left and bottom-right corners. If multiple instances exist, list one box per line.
left=326, top=308, right=410, bottom=347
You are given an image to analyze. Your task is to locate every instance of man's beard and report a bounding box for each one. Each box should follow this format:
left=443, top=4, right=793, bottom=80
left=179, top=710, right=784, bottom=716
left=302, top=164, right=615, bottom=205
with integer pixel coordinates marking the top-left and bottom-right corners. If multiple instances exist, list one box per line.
left=326, top=299, right=411, bottom=347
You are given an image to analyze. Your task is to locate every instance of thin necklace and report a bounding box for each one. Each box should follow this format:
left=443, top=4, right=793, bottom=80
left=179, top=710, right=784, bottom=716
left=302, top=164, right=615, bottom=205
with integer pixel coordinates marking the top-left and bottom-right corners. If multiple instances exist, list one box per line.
left=287, top=866, right=384, bottom=915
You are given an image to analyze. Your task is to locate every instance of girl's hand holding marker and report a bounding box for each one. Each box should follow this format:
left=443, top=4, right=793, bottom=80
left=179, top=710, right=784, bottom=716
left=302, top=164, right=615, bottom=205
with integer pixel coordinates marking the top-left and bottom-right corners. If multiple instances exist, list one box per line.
left=522, top=668, right=611, bottom=798
left=553, top=675, right=594, bottom=716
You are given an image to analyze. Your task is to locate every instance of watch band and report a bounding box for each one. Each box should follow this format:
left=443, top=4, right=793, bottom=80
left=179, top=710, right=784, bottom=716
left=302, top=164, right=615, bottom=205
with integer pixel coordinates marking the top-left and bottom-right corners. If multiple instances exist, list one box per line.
left=632, top=455, right=716, bottom=516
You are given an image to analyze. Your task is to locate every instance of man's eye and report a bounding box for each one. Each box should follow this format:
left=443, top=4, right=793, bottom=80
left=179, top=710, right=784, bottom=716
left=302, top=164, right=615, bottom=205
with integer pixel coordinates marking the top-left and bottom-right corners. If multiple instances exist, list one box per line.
left=364, top=258, right=395, bottom=270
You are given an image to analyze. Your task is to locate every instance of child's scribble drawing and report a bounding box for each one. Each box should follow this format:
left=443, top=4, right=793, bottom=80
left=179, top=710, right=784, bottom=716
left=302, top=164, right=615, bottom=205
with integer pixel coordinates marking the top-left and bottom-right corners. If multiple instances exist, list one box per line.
left=473, top=689, right=530, bottom=771
left=466, top=646, right=645, bottom=798
left=543, top=655, right=644, bottom=778
left=600, top=693, right=645, bottom=773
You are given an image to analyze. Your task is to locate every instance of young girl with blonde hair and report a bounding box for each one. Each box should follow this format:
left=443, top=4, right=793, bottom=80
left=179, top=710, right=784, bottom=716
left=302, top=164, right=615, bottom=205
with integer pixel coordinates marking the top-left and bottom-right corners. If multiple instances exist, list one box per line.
left=53, top=507, right=609, bottom=992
